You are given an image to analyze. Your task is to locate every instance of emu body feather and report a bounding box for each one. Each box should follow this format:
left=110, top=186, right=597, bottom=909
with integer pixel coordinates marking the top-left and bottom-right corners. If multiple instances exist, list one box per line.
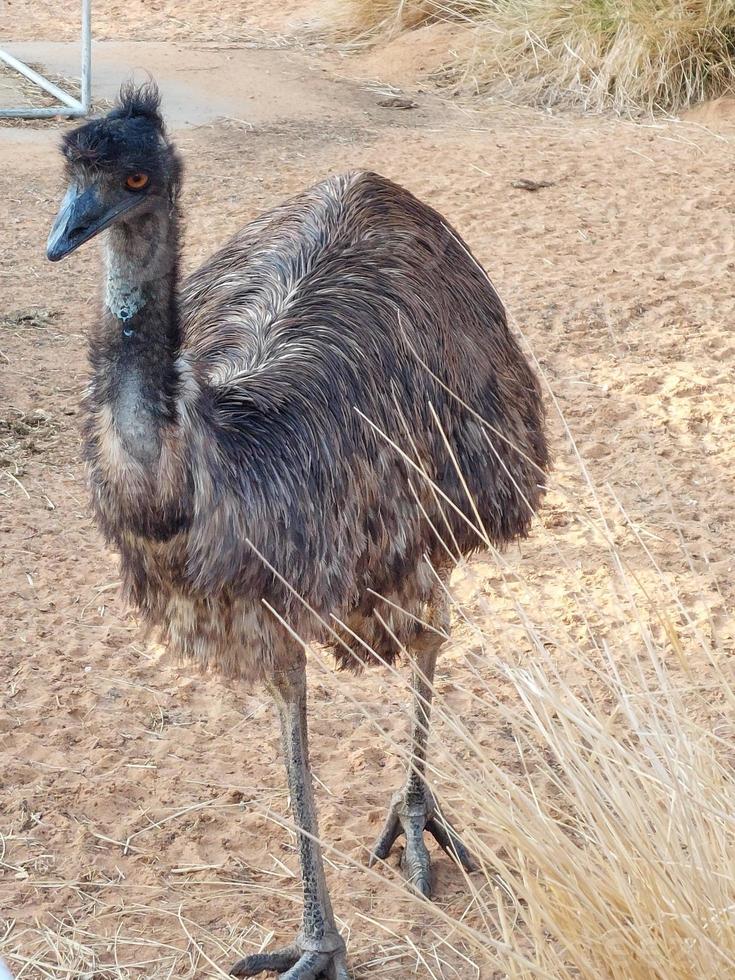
left=82, top=170, right=547, bottom=681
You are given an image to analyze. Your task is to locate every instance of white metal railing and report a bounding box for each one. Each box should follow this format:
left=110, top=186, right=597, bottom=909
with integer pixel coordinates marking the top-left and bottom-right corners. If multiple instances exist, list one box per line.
left=0, top=0, right=91, bottom=118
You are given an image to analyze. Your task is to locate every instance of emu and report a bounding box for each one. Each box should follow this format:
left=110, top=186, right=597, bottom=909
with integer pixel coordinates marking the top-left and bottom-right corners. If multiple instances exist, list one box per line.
left=47, top=83, right=548, bottom=979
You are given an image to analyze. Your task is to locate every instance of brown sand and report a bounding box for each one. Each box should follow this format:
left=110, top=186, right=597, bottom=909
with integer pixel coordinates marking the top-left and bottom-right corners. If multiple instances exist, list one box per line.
left=2, top=6, right=734, bottom=978
left=330, top=21, right=475, bottom=89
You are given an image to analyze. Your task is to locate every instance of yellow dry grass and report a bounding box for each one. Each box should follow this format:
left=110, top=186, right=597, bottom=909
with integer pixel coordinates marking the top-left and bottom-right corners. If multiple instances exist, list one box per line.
left=322, top=0, right=442, bottom=39
left=340, top=0, right=735, bottom=113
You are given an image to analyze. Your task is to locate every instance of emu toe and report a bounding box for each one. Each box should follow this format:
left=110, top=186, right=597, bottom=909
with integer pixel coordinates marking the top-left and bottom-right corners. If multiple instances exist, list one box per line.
left=230, top=934, right=350, bottom=980
left=369, top=786, right=477, bottom=898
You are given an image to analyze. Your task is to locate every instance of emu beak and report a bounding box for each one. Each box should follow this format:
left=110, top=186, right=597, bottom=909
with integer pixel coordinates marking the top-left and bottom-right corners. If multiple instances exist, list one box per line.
left=46, top=184, right=140, bottom=262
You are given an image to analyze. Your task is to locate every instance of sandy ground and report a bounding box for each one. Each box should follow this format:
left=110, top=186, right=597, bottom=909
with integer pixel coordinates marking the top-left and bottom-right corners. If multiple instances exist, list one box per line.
left=2, top=9, right=735, bottom=980
left=1, top=0, right=319, bottom=42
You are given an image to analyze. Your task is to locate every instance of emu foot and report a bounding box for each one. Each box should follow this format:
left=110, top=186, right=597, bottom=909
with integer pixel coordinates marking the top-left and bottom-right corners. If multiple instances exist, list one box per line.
left=368, top=785, right=477, bottom=898
left=230, top=931, right=350, bottom=980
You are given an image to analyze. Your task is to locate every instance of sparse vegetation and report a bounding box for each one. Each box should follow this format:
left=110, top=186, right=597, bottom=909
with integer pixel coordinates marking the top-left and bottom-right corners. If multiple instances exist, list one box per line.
left=419, top=565, right=735, bottom=977
left=339, top=0, right=735, bottom=113
left=328, top=0, right=435, bottom=36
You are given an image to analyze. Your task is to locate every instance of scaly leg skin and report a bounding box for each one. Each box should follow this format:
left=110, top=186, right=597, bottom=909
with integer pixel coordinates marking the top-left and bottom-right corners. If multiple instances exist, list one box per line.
left=231, top=657, right=350, bottom=980
left=369, top=632, right=477, bottom=899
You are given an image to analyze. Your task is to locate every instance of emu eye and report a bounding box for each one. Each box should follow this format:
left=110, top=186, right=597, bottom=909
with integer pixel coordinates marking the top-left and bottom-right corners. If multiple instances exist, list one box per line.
left=125, top=173, right=149, bottom=191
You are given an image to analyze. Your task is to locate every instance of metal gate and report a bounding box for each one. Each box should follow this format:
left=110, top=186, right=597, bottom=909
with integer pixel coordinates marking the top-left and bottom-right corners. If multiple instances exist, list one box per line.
left=0, top=0, right=91, bottom=118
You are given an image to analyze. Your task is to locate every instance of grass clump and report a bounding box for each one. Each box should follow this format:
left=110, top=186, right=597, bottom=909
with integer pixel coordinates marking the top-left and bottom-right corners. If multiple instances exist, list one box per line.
left=341, top=0, right=735, bottom=113
left=426, top=625, right=735, bottom=977
left=326, top=0, right=438, bottom=38
left=469, top=0, right=735, bottom=114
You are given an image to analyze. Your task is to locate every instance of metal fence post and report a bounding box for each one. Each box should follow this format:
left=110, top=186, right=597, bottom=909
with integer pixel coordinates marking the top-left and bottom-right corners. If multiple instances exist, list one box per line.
left=0, top=0, right=92, bottom=119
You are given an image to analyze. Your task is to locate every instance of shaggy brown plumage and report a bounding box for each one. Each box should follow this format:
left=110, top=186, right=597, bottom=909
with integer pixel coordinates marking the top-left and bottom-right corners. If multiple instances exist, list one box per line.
left=82, top=165, right=548, bottom=680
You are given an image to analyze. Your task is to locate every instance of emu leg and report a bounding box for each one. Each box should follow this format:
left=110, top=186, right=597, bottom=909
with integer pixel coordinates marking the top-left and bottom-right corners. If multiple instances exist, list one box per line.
left=231, top=661, right=349, bottom=980
left=369, top=638, right=477, bottom=898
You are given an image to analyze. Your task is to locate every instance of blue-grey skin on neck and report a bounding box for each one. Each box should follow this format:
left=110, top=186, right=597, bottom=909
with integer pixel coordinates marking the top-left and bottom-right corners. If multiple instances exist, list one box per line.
left=106, top=274, right=145, bottom=324
left=101, top=208, right=179, bottom=466
left=104, top=209, right=171, bottom=324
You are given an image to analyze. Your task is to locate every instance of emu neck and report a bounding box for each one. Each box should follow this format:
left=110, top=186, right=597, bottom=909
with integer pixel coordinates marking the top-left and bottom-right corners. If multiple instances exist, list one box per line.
left=93, top=208, right=180, bottom=467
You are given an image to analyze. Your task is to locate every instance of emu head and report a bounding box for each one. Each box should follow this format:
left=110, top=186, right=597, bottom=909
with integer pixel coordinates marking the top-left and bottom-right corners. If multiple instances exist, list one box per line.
left=47, top=81, right=180, bottom=262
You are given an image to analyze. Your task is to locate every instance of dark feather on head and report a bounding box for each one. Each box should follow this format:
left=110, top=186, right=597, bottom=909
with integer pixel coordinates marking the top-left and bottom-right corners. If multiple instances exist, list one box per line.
left=110, top=80, right=163, bottom=127
left=60, top=81, right=179, bottom=192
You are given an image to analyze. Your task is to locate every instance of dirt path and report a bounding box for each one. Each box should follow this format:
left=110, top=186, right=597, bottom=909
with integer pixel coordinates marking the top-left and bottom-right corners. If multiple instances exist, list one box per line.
left=2, top=22, right=734, bottom=980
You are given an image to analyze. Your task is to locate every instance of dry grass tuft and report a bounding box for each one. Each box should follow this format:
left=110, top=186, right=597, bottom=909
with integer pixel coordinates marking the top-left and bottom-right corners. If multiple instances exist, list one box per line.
left=322, top=0, right=438, bottom=40
left=422, top=611, right=735, bottom=976
left=340, top=0, right=735, bottom=113
left=0, top=408, right=60, bottom=476
left=467, top=0, right=735, bottom=115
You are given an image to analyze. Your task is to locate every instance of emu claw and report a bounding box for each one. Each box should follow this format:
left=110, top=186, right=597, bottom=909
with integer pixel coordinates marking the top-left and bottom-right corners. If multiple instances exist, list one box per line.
left=369, top=787, right=477, bottom=898
left=231, top=946, right=299, bottom=976
left=231, top=945, right=300, bottom=976
left=230, top=934, right=350, bottom=979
